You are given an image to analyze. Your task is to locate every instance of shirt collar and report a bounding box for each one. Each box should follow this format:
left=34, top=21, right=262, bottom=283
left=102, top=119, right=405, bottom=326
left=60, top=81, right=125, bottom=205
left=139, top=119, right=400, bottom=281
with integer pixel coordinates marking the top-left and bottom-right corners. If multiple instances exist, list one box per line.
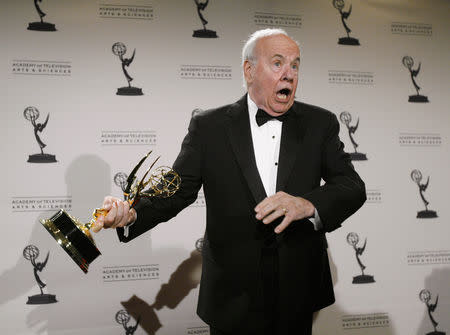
left=247, top=94, right=259, bottom=128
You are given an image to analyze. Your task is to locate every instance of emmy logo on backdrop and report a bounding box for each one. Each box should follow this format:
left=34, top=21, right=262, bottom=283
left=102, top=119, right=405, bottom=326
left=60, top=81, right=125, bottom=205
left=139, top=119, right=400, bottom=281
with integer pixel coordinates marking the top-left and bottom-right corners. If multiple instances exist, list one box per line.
left=411, top=170, right=438, bottom=218
left=27, top=0, right=56, bottom=31
left=339, top=111, right=367, bottom=161
left=195, top=238, right=204, bottom=253
left=333, top=0, right=359, bottom=45
left=112, top=42, right=143, bottom=96
left=346, top=232, right=375, bottom=284
left=24, top=106, right=57, bottom=163
left=114, top=172, right=129, bottom=194
left=402, top=56, right=429, bottom=103
left=419, top=289, right=446, bottom=335
left=192, top=0, right=218, bottom=38
left=23, top=245, right=57, bottom=304
left=40, top=151, right=181, bottom=273
left=116, top=310, right=140, bottom=335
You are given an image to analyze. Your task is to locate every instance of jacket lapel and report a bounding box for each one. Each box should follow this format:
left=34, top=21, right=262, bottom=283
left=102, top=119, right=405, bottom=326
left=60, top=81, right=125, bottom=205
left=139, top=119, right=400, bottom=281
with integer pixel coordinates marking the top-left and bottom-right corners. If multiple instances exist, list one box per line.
left=226, top=95, right=267, bottom=204
left=276, top=103, right=305, bottom=192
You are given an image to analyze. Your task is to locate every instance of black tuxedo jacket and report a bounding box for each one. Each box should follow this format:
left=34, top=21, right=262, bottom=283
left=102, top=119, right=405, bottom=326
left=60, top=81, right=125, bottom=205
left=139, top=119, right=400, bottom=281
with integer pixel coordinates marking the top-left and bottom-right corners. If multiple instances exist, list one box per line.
left=117, top=95, right=366, bottom=333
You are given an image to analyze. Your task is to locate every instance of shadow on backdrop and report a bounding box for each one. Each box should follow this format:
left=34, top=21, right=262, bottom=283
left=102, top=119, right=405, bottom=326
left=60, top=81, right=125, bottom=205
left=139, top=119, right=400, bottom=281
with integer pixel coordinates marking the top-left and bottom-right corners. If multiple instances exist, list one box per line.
left=25, top=154, right=111, bottom=334
left=416, top=267, right=449, bottom=335
left=122, top=249, right=203, bottom=334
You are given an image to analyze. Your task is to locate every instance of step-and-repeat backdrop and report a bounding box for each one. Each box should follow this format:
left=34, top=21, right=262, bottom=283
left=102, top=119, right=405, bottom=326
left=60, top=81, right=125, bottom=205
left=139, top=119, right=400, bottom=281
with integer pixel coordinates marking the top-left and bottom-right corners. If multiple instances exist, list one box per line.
left=1, top=0, right=449, bottom=334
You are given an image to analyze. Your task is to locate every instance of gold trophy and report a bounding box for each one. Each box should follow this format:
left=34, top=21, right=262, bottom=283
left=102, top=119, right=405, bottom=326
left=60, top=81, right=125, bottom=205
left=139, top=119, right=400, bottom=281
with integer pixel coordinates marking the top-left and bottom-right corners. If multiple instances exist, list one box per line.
left=40, top=151, right=181, bottom=273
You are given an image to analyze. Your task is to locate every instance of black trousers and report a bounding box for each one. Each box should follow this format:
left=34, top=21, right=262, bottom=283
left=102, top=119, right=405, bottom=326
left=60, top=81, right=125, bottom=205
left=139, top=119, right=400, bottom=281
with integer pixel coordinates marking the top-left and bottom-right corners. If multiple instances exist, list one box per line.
left=209, top=237, right=313, bottom=335
left=209, top=312, right=313, bottom=335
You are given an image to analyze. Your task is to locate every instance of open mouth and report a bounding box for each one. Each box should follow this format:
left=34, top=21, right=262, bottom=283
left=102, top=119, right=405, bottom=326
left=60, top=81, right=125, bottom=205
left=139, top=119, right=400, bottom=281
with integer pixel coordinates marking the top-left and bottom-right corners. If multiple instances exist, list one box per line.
left=276, top=88, right=291, bottom=101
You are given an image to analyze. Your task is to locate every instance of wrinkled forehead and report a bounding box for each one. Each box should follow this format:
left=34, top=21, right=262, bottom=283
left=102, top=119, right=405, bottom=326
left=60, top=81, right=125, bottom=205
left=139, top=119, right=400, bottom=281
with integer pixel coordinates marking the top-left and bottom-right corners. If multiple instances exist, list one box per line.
left=254, top=34, right=300, bottom=60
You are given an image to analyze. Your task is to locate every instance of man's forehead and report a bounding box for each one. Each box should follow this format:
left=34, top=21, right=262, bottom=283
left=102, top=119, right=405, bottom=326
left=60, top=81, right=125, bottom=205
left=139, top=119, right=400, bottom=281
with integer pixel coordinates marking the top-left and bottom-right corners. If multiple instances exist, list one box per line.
left=256, top=34, right=300, bottom=57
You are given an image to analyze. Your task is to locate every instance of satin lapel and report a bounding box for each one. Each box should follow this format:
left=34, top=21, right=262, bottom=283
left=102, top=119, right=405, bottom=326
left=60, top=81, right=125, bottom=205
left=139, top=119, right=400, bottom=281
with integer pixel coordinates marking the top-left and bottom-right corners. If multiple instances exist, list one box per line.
left=276, top=104, right=305, bottom=191
left=226, top=96, right=267, bottom=204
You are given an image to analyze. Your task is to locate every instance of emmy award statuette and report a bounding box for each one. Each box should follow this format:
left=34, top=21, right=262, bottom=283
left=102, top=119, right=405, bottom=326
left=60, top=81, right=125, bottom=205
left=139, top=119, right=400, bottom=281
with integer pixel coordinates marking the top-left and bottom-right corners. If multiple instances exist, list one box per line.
left=419, top=289, right=446, bottom=335
left=192, top=0, right=218, bottom=38
left=40, top=151, right=181, bottom=273
left=24, top=106, right=57, bottom=163
left=347, top=232, right=375, bottom=284
left=23, top=245, right=57, bottom=304
left=112, top=42, right=144, bottom=96
left=403, top=56, right=429, bottom=103
left=339, top=111, right=367, bottom=161
left=27, top=0, right=56, bottom=31
left=333, top=0, right=359, bottom=45
left=116, top=310, right=140, bottom=335
left=411, top=170, right=437, bottom=219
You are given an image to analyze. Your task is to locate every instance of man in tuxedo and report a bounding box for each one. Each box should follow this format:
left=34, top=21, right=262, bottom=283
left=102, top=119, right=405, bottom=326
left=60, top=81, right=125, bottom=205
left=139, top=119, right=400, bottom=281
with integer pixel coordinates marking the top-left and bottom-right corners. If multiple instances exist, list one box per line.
left=93, top=28, right=366, bottom=335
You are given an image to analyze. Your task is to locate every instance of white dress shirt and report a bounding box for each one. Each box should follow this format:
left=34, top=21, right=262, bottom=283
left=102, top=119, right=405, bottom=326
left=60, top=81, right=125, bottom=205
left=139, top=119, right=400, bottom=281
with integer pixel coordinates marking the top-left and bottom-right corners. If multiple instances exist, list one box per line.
left=247, top=95, right=322, bottom=230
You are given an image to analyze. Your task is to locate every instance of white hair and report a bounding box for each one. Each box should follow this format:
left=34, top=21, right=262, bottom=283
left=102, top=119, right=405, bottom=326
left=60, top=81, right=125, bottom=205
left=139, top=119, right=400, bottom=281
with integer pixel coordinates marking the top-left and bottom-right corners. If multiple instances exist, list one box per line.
left=241, top=28, right=299, bottom=88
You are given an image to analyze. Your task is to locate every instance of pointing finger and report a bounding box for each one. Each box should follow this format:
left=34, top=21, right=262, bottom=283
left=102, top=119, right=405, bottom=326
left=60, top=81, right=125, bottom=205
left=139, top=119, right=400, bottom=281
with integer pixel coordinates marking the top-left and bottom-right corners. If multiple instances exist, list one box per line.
left=274, top=216, right=292, bottom=234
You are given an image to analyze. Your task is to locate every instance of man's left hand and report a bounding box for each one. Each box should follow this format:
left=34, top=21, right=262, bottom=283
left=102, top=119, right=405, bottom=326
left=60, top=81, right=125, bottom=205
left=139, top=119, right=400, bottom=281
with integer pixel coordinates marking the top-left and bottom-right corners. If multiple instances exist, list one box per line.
left=255, top=191, right=315, bottom=234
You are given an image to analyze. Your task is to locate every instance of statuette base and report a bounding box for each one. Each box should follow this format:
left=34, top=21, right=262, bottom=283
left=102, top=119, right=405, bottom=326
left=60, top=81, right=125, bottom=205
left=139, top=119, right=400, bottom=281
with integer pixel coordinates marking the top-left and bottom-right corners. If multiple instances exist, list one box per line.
left=27, top=293, right=57, bottom=304
left=27, top=22, right=56, bottom=31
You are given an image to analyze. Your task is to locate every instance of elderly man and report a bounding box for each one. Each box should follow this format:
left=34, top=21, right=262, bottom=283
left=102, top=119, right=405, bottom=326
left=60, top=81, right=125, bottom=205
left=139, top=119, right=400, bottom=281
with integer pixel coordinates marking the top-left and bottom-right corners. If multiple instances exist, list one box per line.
left=94, top=28, right=366, bottom=335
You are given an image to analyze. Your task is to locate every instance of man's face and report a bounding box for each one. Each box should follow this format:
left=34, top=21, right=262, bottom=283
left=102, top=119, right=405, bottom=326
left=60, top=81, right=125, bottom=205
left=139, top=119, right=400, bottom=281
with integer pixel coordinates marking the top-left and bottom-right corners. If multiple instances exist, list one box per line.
left=244, top=34, right=300, bottom=116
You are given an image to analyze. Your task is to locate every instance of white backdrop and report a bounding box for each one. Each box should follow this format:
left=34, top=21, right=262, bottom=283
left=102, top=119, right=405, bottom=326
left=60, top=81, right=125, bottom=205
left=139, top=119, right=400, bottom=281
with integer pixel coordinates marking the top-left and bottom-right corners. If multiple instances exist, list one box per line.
left=1, top=0, right=449, bottom=334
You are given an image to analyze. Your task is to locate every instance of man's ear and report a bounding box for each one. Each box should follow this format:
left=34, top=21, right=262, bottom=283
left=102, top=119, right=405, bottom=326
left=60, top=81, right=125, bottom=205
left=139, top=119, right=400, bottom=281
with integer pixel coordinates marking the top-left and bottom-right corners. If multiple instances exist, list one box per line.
left=243, top=60, right=253, bottom=85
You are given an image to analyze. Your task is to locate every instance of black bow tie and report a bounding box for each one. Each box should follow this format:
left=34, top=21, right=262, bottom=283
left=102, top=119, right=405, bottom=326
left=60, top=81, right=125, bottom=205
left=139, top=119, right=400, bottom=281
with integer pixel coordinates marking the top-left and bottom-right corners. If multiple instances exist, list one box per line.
left=255, top=108, right=288, bottom=127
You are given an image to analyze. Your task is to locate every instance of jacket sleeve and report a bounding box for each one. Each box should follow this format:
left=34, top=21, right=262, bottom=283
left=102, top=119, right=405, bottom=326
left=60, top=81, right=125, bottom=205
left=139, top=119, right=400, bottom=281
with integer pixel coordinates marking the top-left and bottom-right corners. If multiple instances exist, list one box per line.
left=117, top=114, right=204, bottom=242
left=302, top=113, right=366, bottom=233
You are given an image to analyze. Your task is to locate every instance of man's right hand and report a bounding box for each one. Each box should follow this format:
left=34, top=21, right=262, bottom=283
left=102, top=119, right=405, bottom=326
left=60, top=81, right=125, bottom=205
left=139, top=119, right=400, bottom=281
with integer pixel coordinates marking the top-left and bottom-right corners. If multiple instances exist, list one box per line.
left=91, top=196, right=137, bottom=233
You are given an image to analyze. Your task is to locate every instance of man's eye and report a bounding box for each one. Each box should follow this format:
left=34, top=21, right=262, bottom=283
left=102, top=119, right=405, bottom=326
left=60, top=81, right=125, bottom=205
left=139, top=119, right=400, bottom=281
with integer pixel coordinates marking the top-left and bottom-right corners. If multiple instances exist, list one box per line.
left=292, top=64, right=298, bottom=70
left=274, top=61, right=281, bottom=67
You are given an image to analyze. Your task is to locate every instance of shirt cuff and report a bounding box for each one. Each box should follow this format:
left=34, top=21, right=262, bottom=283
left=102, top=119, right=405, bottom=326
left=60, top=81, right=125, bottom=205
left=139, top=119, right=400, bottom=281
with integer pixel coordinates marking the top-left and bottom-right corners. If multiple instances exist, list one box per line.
left=309, top=208, right=323, bottom=231
left=123, top=211, right=137, bottom=238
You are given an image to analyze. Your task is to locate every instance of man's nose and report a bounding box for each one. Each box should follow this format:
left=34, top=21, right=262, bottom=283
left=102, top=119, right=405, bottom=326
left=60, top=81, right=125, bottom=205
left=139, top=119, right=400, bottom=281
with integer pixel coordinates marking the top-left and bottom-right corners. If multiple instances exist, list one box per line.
left=281, top=66, right=295, bottom=82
